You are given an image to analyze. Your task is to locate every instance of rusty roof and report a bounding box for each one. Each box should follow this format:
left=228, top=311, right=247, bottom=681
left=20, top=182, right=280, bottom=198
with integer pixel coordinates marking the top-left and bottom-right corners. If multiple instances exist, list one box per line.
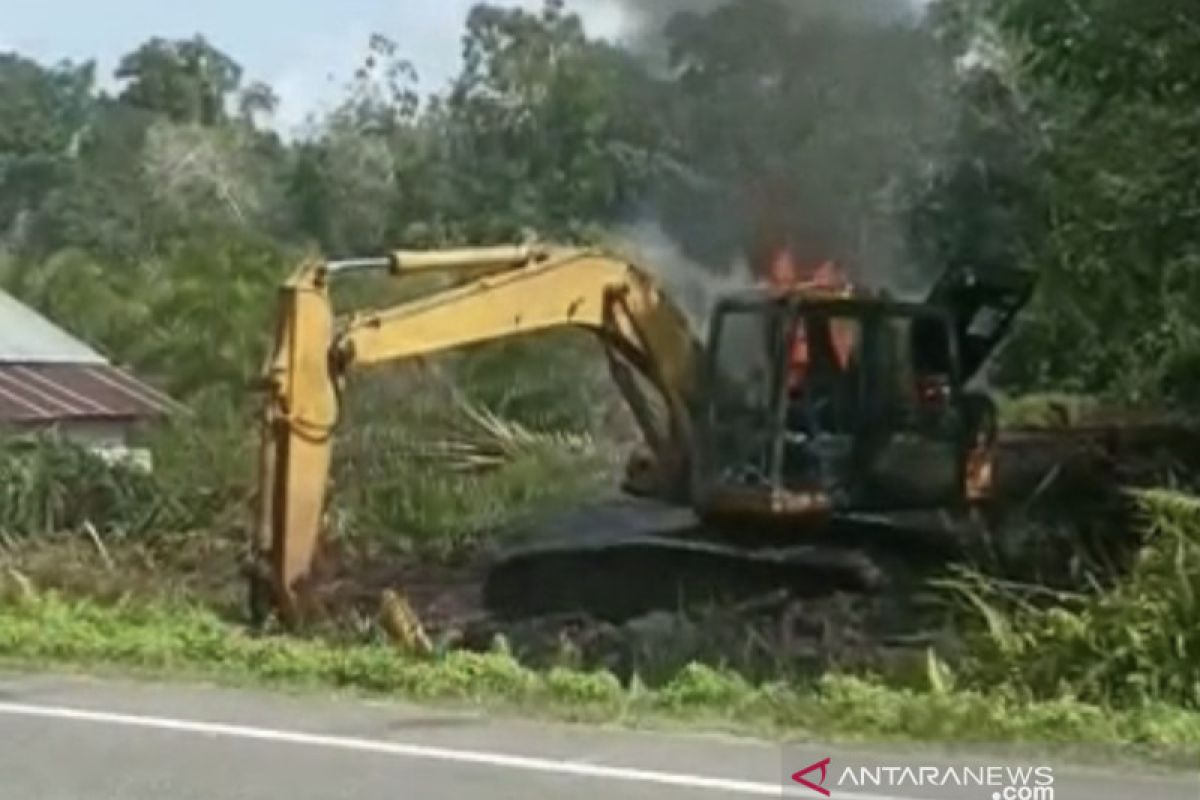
left=0, top=289, right=181, bottom=423
left=0, top=363, right=180, bottom=424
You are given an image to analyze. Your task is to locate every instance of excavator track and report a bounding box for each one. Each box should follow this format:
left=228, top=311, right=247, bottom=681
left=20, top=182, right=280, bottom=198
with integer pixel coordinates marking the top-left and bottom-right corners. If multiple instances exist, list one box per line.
left=482, top=495, right=982, bottom=623
left=484, top=421, right=1199, bottom=627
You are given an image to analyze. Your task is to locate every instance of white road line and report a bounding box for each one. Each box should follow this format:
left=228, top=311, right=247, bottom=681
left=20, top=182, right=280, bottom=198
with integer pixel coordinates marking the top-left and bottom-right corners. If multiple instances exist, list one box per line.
left=0, top=700, right=924, bottom=800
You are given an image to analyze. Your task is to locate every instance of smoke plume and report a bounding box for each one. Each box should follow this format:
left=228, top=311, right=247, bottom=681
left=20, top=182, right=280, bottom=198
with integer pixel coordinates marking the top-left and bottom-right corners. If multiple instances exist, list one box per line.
left=609, top=0, right=927, bottom=56
left=602, top=220, right=751, bottom=335
left=587, top=0, right=961, bottom=301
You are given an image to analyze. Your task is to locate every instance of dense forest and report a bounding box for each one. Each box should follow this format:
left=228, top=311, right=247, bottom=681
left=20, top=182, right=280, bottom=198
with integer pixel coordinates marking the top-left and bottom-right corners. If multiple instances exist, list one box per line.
left=2, top=0, right=1199, bottom=541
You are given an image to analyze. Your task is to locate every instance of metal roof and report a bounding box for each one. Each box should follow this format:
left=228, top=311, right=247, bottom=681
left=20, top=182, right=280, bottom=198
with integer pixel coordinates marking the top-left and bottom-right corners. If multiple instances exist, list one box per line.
left=0, top=290, right=107, bottom=364
left=0, top=363, right=179, bottom=423
left=0, top=290, right=180, bottom=423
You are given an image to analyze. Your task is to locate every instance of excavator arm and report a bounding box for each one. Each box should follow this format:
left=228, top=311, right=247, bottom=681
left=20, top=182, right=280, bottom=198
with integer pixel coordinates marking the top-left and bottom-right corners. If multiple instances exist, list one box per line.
left=252, top=245, right=702, bottom=626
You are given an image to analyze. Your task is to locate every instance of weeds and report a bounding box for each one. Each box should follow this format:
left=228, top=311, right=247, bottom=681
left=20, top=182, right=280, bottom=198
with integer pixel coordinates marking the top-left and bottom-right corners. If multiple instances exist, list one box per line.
left=945, top=490, right=1200, bottom=709
left=332, top=383, right=619, bottom=555
left=1, top=589, right=1198, bottom=760
left=0, top=432, right=186, bottom=538
left=0, top=425, right=249, bottom=544
left=995, top=393, right=1101, bottom=429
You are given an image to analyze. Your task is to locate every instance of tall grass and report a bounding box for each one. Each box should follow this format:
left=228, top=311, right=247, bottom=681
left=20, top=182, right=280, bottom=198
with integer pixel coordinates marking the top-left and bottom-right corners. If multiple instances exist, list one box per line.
left=0, top=431, right=193, bottom=538
left=0, top=398, right=616, bottom=560
left=945, top=490, right=1200, bottom=709
left=333, top=384, right=619, bottom=555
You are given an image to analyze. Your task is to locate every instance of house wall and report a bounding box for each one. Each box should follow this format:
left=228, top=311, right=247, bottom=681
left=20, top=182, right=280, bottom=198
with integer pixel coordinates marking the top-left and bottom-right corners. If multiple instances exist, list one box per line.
left=13, top=419, right=127, bottom=446
left=6, top=420, right=154, bottom=471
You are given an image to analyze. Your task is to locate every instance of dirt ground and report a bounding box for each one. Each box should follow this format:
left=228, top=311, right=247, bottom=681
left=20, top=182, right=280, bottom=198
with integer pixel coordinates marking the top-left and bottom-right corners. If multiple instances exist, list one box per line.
left=0, top=523, right=935, bottom=682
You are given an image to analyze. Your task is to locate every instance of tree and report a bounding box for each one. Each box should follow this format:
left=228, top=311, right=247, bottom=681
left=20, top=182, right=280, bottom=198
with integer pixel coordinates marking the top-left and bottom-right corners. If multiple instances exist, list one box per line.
left=0, top=55, right=96, bottom=246
left=141, top=119, right=288, bottom=233
left=115, top=36, right=243, bottom=126
left=238, top=81, right=279, bottom=126
left=285, top=33, right=427, bottom=254
left=440, top=0, right=663, bottom=241
left=20, top=33, right=291, bottom=259
left=17, top=97, right=160, bottom=259
left=906, top=1, right=1047, bottom=293
left=984, top=0, right=1200, bottom=404
left=7, top=227, right=291, bottom=406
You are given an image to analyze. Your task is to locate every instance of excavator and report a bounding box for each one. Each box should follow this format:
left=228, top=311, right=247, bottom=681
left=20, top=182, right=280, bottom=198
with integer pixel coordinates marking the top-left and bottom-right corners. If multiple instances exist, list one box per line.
left=251, top=243, right=1033, bottom=627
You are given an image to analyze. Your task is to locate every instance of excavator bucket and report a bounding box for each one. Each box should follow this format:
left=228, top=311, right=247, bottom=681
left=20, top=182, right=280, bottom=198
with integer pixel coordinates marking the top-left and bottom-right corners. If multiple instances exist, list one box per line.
left=925, top=264, right=1036, bottom=381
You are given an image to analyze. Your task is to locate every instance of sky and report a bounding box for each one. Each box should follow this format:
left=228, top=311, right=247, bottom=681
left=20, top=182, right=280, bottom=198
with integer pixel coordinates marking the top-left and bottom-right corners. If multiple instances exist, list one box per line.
left=2, top=0, right=632, bottom=134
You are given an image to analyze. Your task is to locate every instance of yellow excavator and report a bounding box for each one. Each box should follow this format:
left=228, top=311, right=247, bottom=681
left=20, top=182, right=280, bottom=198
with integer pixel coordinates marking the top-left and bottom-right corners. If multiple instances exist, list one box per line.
left=251, top=244, right=1033, bottom=627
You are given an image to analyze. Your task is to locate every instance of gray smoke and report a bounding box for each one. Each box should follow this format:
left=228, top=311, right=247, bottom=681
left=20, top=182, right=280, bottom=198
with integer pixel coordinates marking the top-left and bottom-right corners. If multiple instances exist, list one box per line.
left=582, top=0, right=961, bottom=299
left=601, top=220, right=752, bottom=335
left=609, top=0, right=929, bottom=55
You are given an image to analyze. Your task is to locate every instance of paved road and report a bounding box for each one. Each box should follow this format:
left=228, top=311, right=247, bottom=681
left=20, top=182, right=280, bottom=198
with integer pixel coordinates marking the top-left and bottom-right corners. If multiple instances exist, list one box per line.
left=0, top=672, right=1195, bottom=799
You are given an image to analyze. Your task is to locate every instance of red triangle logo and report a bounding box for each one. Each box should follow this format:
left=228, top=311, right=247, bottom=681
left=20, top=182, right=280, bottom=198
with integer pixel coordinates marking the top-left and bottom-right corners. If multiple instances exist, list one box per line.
left=791, top=757, right=832, bottom=797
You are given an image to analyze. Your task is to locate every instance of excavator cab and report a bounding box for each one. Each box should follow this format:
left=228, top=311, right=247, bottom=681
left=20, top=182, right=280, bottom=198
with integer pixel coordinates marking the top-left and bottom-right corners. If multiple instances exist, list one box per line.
left=693, top=291, right=973, bottom=524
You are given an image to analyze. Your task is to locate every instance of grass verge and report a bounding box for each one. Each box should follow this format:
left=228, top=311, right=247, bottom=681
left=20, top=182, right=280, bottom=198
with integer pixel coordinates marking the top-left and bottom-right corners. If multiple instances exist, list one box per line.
left=1, top=591, right=1198, bottom=767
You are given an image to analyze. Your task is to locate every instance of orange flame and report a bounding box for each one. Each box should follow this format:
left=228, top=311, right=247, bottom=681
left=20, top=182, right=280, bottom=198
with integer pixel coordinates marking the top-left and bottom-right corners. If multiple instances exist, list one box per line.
left=761, top=246, right=855, bottom=386
left=764, top=247, right=847, bottom=293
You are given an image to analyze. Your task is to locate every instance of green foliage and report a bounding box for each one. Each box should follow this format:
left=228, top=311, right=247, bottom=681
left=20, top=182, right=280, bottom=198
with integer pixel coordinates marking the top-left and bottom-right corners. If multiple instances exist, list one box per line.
left=986, top=0, right=1200, bottom=404
left=452, top=332, right=615, bottom=431
left=142, top=412, right=256, bottom=530
left=657, top=662, right=753, bottom=712
left=287, top=35, right=427, bottom=254
left=115, top=36, right=242, bottom=126
left=995, top=0, right=1200, bottom=103
left=810, top=673, right=1150, bottom=746
left=2, top=591, right=1199, bottom=757
left=333, top=390, right=614, bottom=552
left=905, top=62, right=1046, bottom=292
left=946, top=490, right=1200, bottom=709
left=0, top=434, right=150, bottom=537
left=0, top=54, right=95, bottom=243
left=544, top=666, right=625, bottom=708
left=994, top=392, right=1100, bottom=429
left=25, top=100, right=160, bottom=259
left=440, top=0, right=661, bottom=242
left=0, top=432, right=208, bottom=538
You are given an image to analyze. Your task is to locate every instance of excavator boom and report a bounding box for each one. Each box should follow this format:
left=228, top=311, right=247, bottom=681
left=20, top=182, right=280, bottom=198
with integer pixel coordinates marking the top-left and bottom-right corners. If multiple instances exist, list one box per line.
left=253, top=246, right=701, bottom=625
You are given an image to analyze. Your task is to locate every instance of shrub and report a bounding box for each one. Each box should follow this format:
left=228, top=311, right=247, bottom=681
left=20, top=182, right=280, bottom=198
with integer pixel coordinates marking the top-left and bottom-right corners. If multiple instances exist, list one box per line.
left=0, top=428, right=238, bottom=539
left=0, top=432, right=164, bottom=537
left=947, top=490, right=1200, bottom=709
